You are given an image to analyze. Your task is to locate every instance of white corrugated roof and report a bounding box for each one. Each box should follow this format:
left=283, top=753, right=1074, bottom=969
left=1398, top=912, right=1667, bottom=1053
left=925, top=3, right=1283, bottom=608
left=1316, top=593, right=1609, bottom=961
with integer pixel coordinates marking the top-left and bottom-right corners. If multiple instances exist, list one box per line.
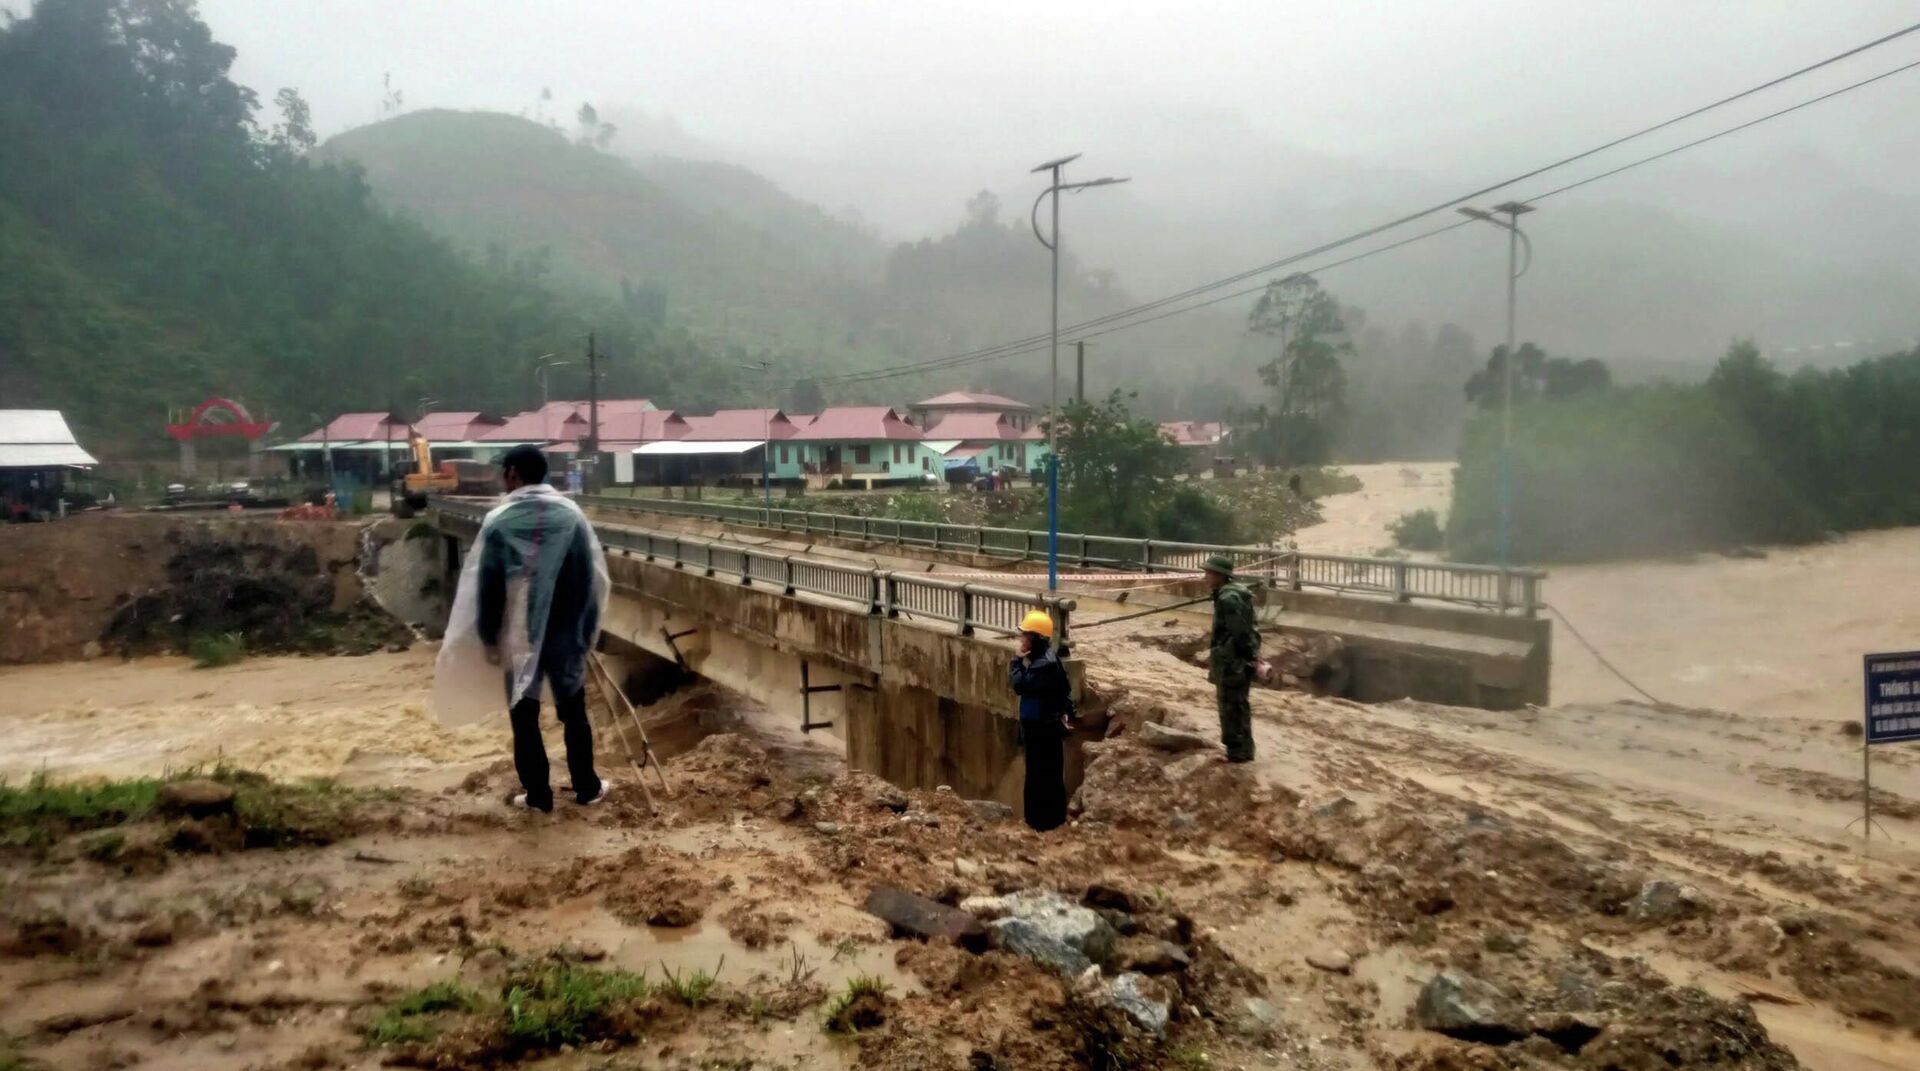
left=0, top=410, right=83, bottom=445
left=0, top=443, right=98, bottom=467
left=633, top=440, right=762, bottom=456
left=0, top=411, right=96, bottom=467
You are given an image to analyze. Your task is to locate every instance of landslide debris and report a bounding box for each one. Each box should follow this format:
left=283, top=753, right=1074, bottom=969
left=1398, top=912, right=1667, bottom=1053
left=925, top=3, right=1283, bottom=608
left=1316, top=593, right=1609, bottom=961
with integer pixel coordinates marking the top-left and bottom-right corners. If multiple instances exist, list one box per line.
left=101, top=528, right=410, bottom=659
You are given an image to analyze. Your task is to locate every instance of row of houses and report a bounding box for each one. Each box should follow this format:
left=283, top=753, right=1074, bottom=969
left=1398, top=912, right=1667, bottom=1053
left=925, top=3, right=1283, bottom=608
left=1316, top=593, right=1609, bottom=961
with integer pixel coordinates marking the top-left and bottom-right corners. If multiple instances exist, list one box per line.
left=275, top=391, right=1227, bottom=490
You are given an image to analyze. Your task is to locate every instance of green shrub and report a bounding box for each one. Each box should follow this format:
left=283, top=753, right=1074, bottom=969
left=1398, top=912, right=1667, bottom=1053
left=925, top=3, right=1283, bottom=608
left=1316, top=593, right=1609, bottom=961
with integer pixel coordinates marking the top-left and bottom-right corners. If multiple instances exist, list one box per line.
left=187, top=631, right=246, bottom=668
left=1389, top=509, right=1444, bottom=551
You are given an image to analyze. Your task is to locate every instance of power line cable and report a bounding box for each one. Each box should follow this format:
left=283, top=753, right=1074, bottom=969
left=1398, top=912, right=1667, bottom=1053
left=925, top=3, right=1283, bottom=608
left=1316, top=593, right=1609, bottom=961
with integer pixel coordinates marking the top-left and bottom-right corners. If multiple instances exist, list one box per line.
left=827, top=50, right=1920, bottom=386
left=814, top=21, right=1920, bottom=386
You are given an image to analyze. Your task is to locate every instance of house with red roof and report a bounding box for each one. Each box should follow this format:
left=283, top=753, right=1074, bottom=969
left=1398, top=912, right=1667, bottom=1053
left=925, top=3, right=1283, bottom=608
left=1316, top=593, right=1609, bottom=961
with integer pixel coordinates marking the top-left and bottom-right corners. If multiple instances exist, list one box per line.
left=909, top=390, right=1036, bottom=433
left=788, top=406, right=930, bottom=487
left=918, top=409, right=1048, bottom=475
left=1158, top=420, right=1230, bottom=472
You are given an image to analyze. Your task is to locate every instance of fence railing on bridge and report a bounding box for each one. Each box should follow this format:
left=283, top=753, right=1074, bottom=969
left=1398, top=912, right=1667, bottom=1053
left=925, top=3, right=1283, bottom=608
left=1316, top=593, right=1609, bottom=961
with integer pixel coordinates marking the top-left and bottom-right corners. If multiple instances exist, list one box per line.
left=574, top=494, right=1545, bottom=617
left=434, top=500, right=1072, bottom=638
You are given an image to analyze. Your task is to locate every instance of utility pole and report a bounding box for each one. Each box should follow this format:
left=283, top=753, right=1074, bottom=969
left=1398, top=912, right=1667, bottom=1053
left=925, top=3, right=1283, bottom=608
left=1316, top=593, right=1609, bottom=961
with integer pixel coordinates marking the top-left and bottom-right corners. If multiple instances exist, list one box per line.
left=1074, top=339, right=1088, bottom=403
left=1031, top=154, right=1129, bottom=591
left=585, top=332, right=600, bottom=491
left=1457, top=202, right=1534, bottom=570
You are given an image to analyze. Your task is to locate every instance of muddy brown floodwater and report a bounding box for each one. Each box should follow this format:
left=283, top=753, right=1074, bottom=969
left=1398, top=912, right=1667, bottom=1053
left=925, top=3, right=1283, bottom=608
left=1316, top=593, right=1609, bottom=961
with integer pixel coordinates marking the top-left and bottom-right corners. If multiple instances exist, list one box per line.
left=0, top=649, right=497, bottom=786
left=1296, top=461, right=1920, bottom=724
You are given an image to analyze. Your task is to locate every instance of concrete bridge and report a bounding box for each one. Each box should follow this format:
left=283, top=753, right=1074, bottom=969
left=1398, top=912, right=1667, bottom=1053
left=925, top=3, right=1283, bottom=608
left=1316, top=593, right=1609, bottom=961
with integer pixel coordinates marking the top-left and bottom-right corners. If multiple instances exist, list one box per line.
left=432, top=501, right=1079, bottom=808
left=573, top=494, right=1554, bottom=710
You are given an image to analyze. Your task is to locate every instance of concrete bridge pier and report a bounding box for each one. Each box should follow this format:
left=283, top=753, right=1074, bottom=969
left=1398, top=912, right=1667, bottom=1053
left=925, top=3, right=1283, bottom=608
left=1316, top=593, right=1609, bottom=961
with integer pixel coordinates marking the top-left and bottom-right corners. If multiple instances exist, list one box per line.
left=593, top=550, right=1062, bottom=810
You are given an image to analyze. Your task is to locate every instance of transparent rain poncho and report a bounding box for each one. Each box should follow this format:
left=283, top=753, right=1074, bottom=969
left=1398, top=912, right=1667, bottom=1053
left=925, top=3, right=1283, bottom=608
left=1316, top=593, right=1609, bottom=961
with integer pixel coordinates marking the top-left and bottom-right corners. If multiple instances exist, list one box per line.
left=433, top=485, right=610, bottom=728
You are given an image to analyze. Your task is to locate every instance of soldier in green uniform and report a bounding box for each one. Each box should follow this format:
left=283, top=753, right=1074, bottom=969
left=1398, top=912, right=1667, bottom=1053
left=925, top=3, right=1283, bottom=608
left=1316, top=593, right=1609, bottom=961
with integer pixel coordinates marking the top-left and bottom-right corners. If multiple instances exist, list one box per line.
left=1203, top=554, right=1265, bottom=763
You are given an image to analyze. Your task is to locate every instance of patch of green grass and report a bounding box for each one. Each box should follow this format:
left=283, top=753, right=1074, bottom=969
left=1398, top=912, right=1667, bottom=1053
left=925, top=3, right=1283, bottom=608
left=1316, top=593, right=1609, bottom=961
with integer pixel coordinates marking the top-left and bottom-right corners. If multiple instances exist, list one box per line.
left=187, top=631, right=247, bottom=668
left=0, top=771, right=163, bottom=834
left=1168, top=1042, right=1212, bottom=1069
left=821, top=974, right=890, bottom=1035
left=367, top=980, right=482, bottom=1046
left=503, top=964, right=651, bottom=1049
left=658, top=959, right=721, bottom=1007
left=746, top=996, right=771, bottom=1024
left=0, top=766, right=390, bottom=857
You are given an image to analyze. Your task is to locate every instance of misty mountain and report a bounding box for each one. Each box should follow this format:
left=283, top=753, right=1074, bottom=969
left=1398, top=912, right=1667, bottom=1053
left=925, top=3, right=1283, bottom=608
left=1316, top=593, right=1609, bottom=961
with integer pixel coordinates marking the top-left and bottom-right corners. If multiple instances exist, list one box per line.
left=605, top=101, right=1920, bottom=374
left=320, top=109, right=1164, bottom=404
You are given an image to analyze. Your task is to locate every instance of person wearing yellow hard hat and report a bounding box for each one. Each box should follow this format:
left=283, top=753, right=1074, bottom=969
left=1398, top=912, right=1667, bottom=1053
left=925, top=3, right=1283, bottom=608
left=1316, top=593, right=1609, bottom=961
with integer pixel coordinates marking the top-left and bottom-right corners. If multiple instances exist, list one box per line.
left=1009, top=607, right=1073, bottom=831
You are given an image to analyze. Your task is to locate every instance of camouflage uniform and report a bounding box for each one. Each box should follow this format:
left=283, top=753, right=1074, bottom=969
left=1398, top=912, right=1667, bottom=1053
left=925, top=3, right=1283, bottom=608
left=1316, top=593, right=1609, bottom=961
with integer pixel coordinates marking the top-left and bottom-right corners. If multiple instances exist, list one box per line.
left=1208, top=579, right=1260, bottom=762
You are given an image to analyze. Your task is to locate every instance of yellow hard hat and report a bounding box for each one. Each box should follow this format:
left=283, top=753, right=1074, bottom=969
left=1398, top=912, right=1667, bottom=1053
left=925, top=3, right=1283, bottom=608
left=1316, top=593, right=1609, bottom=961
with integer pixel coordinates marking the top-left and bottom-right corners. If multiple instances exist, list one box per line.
left=1019, top=609, right=1055, bottom=637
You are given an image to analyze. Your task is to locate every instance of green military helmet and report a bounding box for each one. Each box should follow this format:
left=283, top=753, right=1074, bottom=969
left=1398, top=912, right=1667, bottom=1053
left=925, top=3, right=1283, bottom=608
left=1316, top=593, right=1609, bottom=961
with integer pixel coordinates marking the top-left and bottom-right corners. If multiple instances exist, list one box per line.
left=1202, top=553, right=1236, bottom=578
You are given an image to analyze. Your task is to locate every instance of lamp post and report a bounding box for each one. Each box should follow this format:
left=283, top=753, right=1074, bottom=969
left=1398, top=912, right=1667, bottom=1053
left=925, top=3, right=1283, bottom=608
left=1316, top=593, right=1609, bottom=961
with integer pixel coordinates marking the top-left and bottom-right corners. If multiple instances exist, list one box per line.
left=738, top=360, right=774, bottom=510
left=1457, top=201, right=1534, bottom=569
left=532, top=353, right=568, bottom=443
left=1031, top=154, right=1129, bottom=591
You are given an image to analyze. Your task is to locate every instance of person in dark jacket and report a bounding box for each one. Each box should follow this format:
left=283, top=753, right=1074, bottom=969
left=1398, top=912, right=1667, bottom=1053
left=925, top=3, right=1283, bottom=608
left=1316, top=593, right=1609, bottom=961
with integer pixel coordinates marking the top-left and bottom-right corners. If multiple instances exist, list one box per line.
left=1203, top=554, right=1267, bottom=763
left=479, top=446, right=606, bottom=811
left=1009, top=608, right=1073, bottom=831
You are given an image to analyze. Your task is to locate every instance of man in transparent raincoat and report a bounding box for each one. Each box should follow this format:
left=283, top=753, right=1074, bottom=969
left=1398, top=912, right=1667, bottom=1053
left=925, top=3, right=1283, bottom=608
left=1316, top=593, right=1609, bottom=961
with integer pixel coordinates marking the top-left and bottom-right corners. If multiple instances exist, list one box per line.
left=434, top=446, right=611, bottom=811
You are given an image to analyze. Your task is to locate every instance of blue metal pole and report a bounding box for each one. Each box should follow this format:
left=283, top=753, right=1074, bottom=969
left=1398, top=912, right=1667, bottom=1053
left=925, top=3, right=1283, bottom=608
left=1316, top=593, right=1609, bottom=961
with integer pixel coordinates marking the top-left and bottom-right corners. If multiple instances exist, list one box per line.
left=1047, top=453, right=1059, bottom=590
left=1498, top=444, right=1513, bottom=567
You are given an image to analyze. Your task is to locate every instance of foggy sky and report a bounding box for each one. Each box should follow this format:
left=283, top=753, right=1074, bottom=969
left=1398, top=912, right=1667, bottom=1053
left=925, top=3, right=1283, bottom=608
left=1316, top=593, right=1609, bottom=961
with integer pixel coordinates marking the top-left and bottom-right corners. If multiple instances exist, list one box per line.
left=201, top=0, right=1920, bottom=238
left=177, top=1, right=1920, bottom=365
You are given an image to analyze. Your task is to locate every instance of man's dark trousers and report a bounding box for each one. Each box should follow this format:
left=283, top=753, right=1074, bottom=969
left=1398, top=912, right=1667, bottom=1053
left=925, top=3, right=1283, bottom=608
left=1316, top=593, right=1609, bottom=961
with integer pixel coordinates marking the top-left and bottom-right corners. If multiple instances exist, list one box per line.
left=1218, top=679, right=1254, bottom=763
left=507, top=648, right=601, bottom=811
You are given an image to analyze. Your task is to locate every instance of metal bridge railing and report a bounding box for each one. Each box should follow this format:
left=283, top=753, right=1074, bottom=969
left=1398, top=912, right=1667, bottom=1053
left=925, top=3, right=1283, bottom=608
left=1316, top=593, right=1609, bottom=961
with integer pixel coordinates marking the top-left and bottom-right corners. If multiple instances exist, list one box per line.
left=575, top=493, right=1546, bottom=616
left=434, top=500, right=1073, bottom=638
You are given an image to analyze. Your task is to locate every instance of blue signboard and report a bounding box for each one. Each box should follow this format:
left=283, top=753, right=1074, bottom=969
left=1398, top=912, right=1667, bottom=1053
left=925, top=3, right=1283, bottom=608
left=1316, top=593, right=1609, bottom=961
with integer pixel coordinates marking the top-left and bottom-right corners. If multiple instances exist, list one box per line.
left=1865, top=650, right=1920, bottom=744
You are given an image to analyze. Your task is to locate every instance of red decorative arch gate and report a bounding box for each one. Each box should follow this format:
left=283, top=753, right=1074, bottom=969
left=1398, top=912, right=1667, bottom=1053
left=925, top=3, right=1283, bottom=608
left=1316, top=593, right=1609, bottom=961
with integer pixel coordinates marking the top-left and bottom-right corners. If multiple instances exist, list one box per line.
left=166, top=397, right=273, bottom=442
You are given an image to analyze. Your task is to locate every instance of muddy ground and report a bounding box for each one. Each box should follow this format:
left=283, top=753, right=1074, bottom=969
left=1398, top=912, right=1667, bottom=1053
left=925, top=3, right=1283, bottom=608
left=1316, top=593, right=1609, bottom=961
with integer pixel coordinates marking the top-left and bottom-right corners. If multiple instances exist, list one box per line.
left=4, top=618, right=1918, bottom=1071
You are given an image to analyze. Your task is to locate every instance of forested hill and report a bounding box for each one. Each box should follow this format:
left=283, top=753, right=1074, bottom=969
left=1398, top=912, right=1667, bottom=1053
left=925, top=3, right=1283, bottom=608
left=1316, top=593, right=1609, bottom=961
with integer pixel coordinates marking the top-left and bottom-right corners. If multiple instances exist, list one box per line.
left=320, top=110, right=1149, bottom=396
left=319, top=110, right=893, bottom=367
left=0, top=0, right=723, bottom=449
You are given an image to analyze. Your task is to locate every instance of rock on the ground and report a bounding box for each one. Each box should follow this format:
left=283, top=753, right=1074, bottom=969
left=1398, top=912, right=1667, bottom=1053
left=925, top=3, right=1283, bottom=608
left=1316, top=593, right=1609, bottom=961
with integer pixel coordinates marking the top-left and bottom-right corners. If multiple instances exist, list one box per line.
left=1163, top=752, right=1216, bottom=783
left=1627, top=879, right=1707, bottom=923
left=1484, top=929, right=1530, bottom=954
left=1081, top=883, right=1147, bottom=914
left=964, top=891, right=1117, bottom=975
left=1117, top=938, right=1191, bottom=975
left=1242, top=996, right=1278, bottom=1026
left=866, top=885, right=988, bottom=950
left=1414, top=970, right=1525, bottom=1040
left=968, top=799, right=1016, bottom=823
left=1108, top=972, right=1170, bottom=1034
left=157, top=779, right=236, bottom=819
left=1139, top=721, right=1211, bottom=752
left=1310, top=794, right=1358, bottom=819
left=1305, top=949, right=1352, bottom=974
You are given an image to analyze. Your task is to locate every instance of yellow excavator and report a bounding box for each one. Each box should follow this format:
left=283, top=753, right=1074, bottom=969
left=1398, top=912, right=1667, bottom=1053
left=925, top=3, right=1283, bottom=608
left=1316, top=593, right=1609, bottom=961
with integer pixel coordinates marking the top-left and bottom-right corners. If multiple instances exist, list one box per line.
left=391, top=432, right=495, bottom=517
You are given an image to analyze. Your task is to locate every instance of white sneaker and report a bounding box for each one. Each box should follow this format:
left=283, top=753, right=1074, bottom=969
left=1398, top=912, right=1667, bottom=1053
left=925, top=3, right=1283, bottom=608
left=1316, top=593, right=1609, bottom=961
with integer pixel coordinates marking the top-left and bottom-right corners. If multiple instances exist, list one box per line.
left=510, top=793, right=553, bottom=813
left=579, top=780, right=612, bottom=806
